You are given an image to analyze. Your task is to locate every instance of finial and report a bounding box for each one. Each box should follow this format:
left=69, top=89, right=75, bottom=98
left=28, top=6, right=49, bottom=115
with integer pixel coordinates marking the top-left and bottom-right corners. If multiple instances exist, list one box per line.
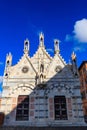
left=39, top=32, right=44, bottom=47
left=71, top=51, right=76, bottom=61
left=24, top=38, right=29, bottom=54
left=71, top=51, right=78, bottom=76
left=54, top=39, right=60, bottom=54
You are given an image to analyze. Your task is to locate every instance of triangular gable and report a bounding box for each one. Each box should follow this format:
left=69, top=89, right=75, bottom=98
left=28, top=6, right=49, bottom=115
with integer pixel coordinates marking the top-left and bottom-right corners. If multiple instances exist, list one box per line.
left=8, top=54, right=37, bottom=78
left=46, top=54, right=66, bottom=77
left=31, top=47, right=52, bottom=73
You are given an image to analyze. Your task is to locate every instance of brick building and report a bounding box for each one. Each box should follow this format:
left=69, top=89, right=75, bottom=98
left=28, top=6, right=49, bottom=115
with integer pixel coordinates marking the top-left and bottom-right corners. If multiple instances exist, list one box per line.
left=79, top=61, right=87, bottom=122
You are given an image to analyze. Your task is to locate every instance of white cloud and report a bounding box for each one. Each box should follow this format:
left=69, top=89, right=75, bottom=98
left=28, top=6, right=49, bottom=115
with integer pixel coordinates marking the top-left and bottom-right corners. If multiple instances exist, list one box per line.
left=0, top=76, right=3, bottom=84
left=64, top=18, right=87, bottom=52
left=65, top=34, right=72, bottom=42
left=47, top=48, right=54, bottom=53
left=73, top=46, right=86, bottom=52
left=73, top=18, right=87, bottom=43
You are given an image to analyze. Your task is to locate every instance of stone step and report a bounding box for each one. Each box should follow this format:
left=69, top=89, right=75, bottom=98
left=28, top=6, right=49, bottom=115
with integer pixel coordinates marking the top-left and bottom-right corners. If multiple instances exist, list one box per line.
left=0, top=127, right=87, bottom=130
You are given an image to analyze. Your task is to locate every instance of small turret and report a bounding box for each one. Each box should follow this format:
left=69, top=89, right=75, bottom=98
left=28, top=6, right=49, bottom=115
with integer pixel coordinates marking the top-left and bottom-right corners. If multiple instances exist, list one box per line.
left=5, top=52, right=12, bottom=67
left=39, top=32, right=44, bottom=47
left=4, top=52, right=12, bottom=78
left=71, top=51, right=78, bottom=76
left=54, top=39, right=60, bottom=55
left=24, top=39, right=29, bottom=54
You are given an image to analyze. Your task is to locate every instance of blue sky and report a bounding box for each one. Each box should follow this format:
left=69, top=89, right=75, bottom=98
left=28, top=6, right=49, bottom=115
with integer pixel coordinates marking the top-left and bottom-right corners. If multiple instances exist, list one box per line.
left=0, top=0, right=87, bottom=91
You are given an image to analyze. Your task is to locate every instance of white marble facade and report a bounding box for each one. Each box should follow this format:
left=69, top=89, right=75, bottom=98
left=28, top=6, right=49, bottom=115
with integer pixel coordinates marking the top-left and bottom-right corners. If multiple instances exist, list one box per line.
left=0, top=33, right=86, bottom=126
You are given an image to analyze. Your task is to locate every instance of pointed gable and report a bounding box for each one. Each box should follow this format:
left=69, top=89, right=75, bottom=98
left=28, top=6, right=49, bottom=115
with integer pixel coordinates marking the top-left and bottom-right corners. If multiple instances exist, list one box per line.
left=31, top=47, right=52, bottom=74
left=46, top=53, right=66, bottom=78
left=8, top=54, right=37, bottom=78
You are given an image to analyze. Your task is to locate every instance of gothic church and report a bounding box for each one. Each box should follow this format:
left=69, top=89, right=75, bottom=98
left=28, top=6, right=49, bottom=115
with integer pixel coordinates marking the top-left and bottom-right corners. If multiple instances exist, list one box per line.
left=0, top=33, right=86, bottom=126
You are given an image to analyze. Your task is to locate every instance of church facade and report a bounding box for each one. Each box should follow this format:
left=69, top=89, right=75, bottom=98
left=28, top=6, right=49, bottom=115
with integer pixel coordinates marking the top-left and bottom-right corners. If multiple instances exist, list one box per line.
left=0, top=33, right=86, bottom=126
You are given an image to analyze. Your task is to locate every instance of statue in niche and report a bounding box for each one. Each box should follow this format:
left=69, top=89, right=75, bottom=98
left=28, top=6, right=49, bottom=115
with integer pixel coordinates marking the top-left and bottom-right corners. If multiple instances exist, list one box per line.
left=40, top=64, right=44, bottom=73
left=40, top=74, right=43, bottom=83
left=35, top=74, right=40, bottom=85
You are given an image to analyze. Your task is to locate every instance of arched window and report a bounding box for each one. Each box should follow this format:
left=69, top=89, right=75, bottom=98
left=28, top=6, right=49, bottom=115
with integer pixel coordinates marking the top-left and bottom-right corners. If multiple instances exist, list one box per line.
left=54, top=96, right=67, bottom=120
left=16, top=95, right=29, bottom=121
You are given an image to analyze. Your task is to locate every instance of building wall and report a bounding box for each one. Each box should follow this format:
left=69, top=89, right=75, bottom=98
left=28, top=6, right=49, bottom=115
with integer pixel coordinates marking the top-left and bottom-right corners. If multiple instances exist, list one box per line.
left=1, top=78, right=85, bottom=126
left=79, top=62, right=87, bottom=122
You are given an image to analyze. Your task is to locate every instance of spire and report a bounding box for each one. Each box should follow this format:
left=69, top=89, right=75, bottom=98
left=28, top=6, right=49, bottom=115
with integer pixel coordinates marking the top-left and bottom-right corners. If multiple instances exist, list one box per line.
left=24, top=39, right=29, bottom=55
left=54, top=39, right=60, bottom=54
left=39, top=32, right=44, bottom=47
